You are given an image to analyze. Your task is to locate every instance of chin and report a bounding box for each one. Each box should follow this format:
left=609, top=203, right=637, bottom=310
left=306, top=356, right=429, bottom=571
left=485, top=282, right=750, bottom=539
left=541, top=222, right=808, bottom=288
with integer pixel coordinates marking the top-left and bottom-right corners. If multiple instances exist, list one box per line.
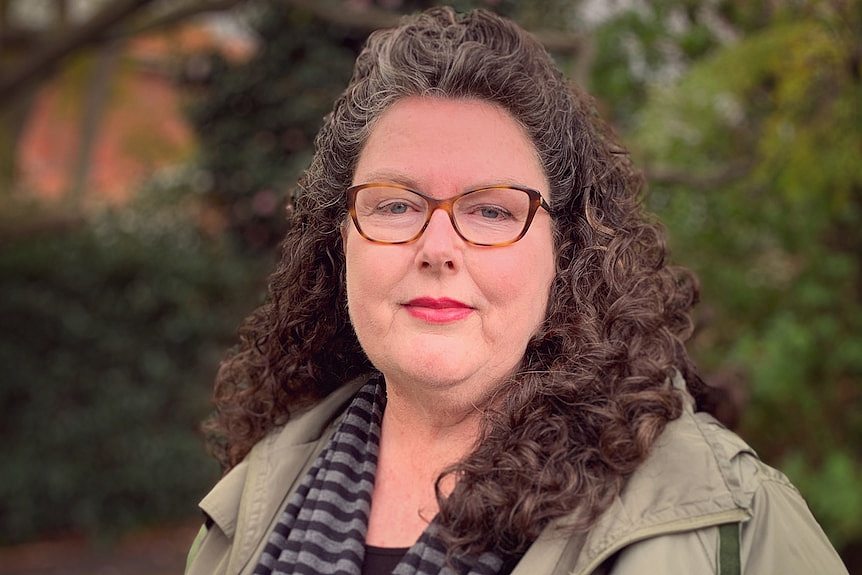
left=376, top=349, right=479, bottom=390
left=401, top=366, right=472, bottom=389
left=401, top=358, right=471, bottom=383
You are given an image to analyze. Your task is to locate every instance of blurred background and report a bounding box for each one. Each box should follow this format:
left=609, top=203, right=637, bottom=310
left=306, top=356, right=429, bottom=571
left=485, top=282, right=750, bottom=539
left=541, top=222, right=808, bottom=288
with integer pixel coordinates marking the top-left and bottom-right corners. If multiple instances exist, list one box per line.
left=0, top=0, right=859, bottom=573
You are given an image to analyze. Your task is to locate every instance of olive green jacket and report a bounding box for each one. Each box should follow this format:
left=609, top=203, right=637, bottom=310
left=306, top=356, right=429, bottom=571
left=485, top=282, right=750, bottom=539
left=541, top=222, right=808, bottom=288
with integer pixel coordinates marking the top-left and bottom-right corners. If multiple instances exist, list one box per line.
left=185, top=376, right=847, bottom=575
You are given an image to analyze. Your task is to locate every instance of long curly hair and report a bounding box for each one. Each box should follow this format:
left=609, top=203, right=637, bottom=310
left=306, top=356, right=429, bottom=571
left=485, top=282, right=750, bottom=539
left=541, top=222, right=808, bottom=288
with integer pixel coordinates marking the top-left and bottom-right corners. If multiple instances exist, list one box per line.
left=207, top=6, right=708, bottom=558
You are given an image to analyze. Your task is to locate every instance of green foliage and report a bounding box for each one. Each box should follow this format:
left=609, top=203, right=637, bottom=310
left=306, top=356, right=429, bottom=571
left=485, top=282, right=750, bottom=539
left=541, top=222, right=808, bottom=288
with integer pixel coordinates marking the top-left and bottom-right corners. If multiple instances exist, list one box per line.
left=589, top=0, right=727, bottom=129
left=0, top=178, right=265, bottom=543
left=620, top=4, right=862, bottom=549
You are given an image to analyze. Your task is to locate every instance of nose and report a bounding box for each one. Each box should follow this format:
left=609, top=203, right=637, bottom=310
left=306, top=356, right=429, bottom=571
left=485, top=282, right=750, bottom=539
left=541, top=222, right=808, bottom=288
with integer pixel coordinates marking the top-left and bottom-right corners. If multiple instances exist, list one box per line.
left=415, top=208, right=462, bottom=271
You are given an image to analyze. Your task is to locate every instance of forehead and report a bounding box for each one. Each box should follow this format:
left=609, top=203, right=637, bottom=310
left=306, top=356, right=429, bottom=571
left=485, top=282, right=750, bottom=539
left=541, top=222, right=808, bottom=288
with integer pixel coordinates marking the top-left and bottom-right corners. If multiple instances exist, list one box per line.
left=352, top=97, right=548, bottom=195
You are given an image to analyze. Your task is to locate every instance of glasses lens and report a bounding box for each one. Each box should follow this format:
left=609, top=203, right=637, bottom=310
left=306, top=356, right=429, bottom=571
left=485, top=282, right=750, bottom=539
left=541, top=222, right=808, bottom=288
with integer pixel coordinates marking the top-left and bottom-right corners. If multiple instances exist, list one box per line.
left=454, top=188, right=532, bottom=245
left=353, top=186, right=428, bottom=242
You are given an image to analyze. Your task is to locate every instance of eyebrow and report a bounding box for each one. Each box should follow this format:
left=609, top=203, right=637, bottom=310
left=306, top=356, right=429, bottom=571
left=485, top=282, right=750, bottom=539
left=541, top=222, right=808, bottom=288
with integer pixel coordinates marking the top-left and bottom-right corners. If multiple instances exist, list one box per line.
left=354, top=170, right=420, bottom=189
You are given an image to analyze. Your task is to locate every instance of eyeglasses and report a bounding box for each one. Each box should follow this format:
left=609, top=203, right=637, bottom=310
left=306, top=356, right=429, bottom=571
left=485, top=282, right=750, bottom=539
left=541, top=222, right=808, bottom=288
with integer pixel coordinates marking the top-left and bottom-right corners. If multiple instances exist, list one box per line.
left=346, top=183, right=551, bottom=247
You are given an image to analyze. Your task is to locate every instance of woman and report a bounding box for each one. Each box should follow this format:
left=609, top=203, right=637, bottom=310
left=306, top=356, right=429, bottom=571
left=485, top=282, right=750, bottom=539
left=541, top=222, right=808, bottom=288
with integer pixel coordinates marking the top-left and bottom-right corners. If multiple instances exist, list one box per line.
left=185, top=7, right=847, bottom=575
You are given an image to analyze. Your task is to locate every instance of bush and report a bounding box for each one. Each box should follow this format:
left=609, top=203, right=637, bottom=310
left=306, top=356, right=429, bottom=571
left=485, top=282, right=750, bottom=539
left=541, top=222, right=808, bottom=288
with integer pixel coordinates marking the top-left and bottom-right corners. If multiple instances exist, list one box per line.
left=0, top=180, right=265, bottom=543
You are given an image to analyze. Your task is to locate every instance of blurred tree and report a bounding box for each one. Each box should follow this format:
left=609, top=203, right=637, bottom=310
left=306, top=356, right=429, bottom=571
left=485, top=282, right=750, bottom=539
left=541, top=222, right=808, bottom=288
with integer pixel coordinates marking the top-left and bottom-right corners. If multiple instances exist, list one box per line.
left=588, top=0, right=861, bottom=554
left=185, top=2, right=364, bottom=251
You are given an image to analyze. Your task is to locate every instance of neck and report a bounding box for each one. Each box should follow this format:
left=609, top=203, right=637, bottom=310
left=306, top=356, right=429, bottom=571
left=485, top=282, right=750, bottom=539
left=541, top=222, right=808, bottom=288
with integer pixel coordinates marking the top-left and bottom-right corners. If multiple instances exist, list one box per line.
left=364, top=376, right=495, bottom=546
left=381, top=374, right=494, bottom=440
left=378, top=374, right=498, bottom=484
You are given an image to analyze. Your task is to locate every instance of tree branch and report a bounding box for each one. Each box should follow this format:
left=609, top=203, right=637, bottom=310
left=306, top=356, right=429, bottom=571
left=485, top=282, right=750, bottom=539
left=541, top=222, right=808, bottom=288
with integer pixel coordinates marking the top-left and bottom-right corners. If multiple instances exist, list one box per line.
left=0, top=0, right=158, bottom=107
left=108, top=0, right=247, bottom=40
left=0, top=0, right=9, bottom=35
left=56, top=0, right=70, bottom=28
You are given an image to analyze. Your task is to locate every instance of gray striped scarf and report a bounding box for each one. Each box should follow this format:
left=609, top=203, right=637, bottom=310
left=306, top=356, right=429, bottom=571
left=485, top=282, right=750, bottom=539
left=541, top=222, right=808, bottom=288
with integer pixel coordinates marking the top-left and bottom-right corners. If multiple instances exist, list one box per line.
left=253, top=378, right=505, bottom=575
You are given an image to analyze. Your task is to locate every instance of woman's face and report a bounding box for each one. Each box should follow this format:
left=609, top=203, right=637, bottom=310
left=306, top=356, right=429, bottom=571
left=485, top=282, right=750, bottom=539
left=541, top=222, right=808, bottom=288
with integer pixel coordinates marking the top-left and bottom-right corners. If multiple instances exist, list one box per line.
left=344, top=97, right=555, bottom=399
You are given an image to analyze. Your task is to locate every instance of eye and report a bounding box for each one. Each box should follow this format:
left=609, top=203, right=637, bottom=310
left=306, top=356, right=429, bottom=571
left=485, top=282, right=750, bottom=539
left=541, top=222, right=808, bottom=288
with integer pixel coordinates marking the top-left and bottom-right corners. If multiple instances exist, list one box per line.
left=472, top=205, right=512, bottom=220
left=376, top=200, right=417, bottom=215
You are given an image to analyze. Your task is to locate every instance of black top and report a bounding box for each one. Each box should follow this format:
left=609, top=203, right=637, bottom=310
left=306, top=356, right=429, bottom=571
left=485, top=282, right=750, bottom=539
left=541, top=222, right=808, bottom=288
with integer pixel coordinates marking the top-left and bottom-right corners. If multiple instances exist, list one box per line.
left=362, top=544, right=410, bottom=575
left=361, top=544, right=521, bottom=574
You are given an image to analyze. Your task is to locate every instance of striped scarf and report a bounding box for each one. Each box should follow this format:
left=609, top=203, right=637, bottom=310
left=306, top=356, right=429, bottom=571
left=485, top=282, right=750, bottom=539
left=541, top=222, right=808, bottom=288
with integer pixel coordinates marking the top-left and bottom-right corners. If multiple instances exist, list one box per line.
left=253, top=378, right=505, bottom=575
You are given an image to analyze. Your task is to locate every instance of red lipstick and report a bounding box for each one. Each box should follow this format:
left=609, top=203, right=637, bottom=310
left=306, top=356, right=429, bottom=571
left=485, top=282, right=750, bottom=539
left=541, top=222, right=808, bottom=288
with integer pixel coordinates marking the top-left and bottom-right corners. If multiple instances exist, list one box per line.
left=404, top=297, right=473, bottom=324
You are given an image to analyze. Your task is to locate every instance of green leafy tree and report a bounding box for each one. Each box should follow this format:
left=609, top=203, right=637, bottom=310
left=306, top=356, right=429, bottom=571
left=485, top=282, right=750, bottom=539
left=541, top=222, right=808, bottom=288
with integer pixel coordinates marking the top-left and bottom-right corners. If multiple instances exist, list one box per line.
left=601, top=0, right=862, bottom=553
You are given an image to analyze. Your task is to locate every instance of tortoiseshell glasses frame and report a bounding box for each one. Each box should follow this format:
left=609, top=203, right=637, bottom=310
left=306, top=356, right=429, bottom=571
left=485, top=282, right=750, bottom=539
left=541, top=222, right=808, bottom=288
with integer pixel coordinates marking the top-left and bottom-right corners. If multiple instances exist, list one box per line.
left=346, top=182, right=552, bottom=247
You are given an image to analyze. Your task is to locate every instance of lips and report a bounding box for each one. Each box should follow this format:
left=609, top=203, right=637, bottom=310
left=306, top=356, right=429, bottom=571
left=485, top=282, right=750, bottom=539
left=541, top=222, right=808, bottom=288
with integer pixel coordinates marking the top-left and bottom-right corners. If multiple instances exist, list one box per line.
left=403, top=297, right=474, bottom=324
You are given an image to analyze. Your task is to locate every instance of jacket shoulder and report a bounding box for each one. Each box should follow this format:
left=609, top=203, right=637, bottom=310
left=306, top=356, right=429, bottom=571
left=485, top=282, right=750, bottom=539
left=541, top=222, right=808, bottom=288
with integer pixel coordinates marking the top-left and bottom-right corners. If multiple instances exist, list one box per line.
left=607, top=408, right=847, bottom=574
left=198, top=376, right=367, bottom=535
left=560, top=382, right=848, bottom=575
left=518, top=374, right=847, bottom=575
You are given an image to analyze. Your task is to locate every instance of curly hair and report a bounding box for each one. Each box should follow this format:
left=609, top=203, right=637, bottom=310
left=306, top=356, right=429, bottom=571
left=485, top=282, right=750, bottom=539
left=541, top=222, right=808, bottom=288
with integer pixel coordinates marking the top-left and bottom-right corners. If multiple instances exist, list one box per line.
left=207, top=6, right=707, bottom=559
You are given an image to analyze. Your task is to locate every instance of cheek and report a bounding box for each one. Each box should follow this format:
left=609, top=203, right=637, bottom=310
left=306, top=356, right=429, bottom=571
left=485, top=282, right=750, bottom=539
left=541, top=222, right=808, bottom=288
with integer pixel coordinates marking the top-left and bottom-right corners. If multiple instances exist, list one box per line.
left=477, top=245, right=554, bottom=321
left=344, top=235, right=371, bottom=323
left=485, top=263, right=528, bottom=302
left=344, top=235, right=404, bottom=319
left=490, top=225, right=554, bottom=296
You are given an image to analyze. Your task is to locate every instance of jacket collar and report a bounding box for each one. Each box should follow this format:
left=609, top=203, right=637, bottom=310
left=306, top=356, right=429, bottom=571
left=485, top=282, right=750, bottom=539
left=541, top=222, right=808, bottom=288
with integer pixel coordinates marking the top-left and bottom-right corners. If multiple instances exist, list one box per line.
left=199, top=376, right=369, bottom=574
